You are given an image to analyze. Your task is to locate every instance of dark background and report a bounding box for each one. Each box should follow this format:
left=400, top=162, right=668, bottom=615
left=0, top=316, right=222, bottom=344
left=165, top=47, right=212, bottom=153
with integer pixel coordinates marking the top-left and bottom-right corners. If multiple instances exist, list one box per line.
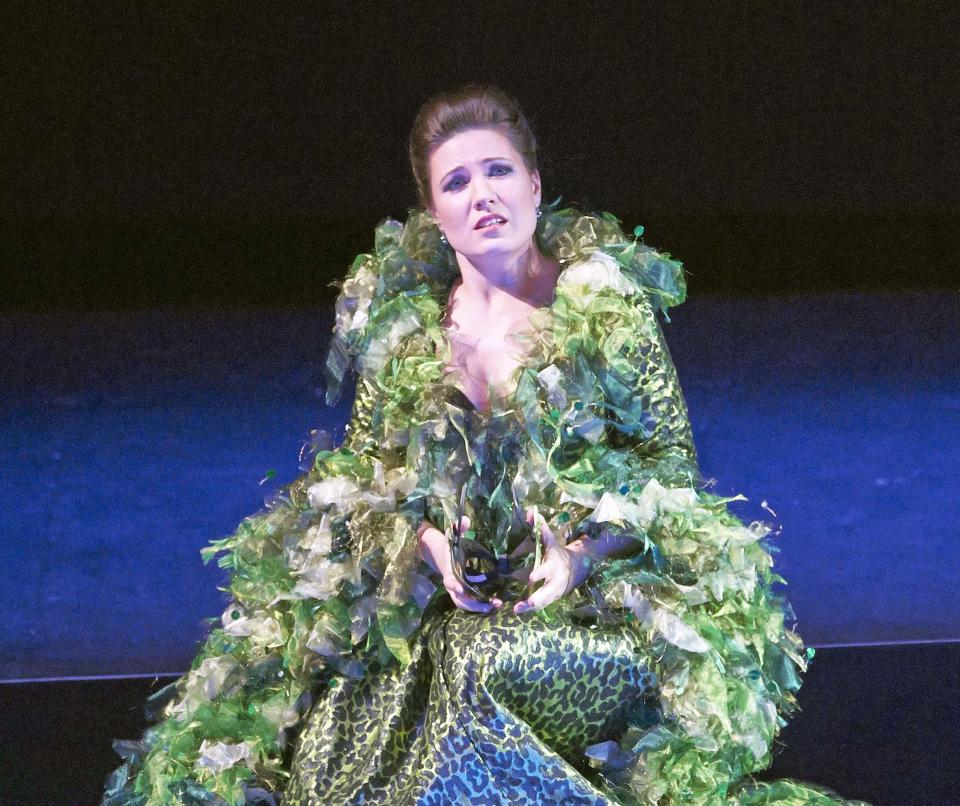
left=3, top=1, right=958, bottom=310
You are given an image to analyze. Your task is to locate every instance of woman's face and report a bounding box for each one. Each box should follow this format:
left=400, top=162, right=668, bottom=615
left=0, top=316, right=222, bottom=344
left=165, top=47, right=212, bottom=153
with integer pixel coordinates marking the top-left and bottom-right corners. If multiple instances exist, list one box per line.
left=427, top=127, right=541, bottom=263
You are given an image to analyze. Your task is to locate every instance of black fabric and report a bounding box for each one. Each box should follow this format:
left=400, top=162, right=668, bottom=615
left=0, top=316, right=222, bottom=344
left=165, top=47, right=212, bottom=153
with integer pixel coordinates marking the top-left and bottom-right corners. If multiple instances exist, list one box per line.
left=446, top=386, right=477, bottom=412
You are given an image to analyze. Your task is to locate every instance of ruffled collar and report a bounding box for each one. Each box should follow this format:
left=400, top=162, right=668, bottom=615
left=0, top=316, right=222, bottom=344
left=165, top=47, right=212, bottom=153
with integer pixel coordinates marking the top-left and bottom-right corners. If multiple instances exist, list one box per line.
left=323, top=199, right=687, bottom=409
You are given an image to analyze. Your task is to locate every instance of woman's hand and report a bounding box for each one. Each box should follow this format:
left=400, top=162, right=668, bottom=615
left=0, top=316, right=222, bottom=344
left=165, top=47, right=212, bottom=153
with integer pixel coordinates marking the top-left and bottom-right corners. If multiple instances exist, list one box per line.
left=513, top=509, right=594, bottom=614
left=417, top=517, right=502, bottom=613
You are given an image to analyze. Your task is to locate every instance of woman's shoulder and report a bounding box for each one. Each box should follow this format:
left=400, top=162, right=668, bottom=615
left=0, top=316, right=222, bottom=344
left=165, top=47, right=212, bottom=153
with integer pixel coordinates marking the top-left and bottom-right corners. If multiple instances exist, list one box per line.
left=323, top=211, right=457, bottom=405
left=545, top=208, right=687, bottom=318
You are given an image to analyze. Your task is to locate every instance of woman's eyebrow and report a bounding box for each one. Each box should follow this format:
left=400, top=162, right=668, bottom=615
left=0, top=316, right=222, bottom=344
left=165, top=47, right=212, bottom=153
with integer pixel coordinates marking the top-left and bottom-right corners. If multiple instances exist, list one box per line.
left=440, top=157, right=513, bottom=183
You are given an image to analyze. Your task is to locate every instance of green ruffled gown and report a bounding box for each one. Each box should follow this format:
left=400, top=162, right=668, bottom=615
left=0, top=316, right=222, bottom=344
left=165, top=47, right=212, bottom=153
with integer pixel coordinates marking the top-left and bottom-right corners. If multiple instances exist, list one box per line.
left=284, top=391, right=663, bottom=805
left=103, top=205, right=866, bottom=806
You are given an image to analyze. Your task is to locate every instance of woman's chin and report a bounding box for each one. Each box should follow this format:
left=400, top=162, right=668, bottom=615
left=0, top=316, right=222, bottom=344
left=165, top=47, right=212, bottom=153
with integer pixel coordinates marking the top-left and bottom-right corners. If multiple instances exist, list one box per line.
left=457, top=234, right=534, bottom=261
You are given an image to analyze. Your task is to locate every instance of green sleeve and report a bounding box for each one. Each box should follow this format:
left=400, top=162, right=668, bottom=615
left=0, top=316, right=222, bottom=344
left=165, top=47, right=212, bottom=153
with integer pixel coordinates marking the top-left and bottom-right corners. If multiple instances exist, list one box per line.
left=339, top=376, right=380, bottom=459
left=629, top=294, right=698, bottom=482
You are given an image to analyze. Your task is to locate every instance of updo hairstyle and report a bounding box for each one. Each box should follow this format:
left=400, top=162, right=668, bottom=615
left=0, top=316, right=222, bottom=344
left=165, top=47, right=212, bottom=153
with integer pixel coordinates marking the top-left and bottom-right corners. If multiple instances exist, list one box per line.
left=408, top=84, right=538, bottom=209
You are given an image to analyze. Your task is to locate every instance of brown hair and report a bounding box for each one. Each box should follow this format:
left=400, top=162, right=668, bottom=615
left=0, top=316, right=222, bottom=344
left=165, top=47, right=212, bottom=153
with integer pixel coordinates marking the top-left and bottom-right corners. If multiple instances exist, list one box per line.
left=408, top=84, right=538, bottom=209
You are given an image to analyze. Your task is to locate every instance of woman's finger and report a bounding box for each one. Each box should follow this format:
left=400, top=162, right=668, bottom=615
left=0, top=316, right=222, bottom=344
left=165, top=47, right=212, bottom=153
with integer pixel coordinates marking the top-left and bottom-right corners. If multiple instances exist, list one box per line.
left=528, top=557, right=553, bottom=584
left=454, top=596, right=490, bottom=613
left=444, top=574, right=502, bottom=612
left=451, top=591, right=499, bottom=613
left=526, top=506, right=559, bottom=549
left=514, top=579, right=564, bottom=614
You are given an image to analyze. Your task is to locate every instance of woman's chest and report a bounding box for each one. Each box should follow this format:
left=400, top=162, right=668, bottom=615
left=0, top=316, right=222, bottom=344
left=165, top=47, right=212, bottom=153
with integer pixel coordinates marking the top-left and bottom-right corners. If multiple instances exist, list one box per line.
left=442, top=309, right=539, bottom=411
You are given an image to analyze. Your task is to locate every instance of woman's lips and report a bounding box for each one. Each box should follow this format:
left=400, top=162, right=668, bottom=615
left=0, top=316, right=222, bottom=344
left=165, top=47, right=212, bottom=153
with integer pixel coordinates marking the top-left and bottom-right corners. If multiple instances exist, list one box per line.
left=474, top=215, right=508, bottom=230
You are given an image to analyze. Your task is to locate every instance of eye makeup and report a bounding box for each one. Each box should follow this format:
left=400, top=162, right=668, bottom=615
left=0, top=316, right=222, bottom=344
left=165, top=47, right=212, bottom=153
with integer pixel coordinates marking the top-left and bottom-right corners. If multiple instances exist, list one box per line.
left=441, top=161, right=514, bottom=193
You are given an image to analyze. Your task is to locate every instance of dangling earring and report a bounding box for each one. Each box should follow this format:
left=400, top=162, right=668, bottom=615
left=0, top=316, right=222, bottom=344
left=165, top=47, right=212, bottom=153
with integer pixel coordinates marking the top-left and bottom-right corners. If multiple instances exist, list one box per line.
left=536, top=206, right=543, bottom=218
left=439, top=230, right=448, bottom=246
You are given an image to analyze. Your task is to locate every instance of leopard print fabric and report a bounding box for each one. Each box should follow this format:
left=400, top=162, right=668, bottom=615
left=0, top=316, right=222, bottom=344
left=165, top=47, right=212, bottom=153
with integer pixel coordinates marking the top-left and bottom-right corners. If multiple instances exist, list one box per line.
left=285, top=605, right=657, bottom=805
left=604, top=292, right=698, bottom=485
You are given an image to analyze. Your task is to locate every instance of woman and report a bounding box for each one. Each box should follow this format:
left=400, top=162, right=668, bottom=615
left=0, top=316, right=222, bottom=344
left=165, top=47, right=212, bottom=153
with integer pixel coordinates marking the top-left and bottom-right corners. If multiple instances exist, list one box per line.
left=104, top=86, right=862, bottom=805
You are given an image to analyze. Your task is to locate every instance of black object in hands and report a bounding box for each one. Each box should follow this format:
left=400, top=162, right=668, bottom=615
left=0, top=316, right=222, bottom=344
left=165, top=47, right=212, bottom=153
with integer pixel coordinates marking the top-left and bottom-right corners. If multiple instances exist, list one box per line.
left=448, top=485, right=517, bottom=604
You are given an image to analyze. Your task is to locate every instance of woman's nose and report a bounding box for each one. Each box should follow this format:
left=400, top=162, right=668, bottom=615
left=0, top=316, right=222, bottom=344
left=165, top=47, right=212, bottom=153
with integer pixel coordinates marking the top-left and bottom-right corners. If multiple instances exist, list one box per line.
left=471, top=176, right=495, bottom=207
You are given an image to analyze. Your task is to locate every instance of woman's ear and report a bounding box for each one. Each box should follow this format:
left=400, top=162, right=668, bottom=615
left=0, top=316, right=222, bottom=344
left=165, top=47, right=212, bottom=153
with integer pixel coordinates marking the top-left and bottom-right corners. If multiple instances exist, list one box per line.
left=531, top=169, right=542, bottom=207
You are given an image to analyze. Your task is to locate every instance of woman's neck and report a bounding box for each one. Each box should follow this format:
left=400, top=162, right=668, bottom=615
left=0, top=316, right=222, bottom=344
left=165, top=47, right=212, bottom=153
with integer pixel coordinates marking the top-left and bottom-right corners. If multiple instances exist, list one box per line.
left=454, top=242, right=559, bottom=310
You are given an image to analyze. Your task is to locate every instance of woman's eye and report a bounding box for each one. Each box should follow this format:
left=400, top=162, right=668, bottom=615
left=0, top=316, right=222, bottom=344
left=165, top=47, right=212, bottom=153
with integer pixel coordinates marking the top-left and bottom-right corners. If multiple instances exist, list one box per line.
left=443, top=165, right=511, bottom=192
